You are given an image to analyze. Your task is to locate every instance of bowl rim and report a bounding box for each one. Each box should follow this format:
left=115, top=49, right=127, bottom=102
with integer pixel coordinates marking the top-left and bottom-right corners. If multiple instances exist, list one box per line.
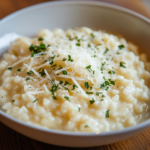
left=0, top=1, right=150, bottom=136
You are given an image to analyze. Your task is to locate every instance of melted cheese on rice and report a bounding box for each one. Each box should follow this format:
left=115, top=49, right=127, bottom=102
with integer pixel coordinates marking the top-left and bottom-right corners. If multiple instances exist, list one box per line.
left=0, top=27, right=150, bottom=132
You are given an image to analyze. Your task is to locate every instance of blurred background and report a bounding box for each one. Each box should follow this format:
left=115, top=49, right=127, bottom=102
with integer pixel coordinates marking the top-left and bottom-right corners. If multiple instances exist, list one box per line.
left=0, top=0, right=150, bottom=19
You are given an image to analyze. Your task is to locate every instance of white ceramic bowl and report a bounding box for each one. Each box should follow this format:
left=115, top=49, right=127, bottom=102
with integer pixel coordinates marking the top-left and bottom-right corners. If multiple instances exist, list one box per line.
left=0, top=1, right=150, bottom=147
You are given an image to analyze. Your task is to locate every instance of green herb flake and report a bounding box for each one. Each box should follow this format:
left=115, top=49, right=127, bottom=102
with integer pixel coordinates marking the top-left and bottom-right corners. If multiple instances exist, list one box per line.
left=8, top=67, right=12, bottom=70
left=108, top=79, right=115, bottom=85
left=86, top=92, right=93, bottom=94
left=39, top=69, right=46, bottom=77
left=33, top=99, right=38, bottom=103
left=78, top=107, right=81, bottom=112
left=62, top=58, right=67, bottom=61
left=103, top=48, right=109, bottom=54
left=38, top=37, right=44, bottom=41
left=88, top=44, right=91, bottom=47
left=76, top=43, right=81, bottom=46
left=29, top=43, right=47, bottom=54
left=118, top=44, right=125, bottom=50
left=50, top=84, right=59, bottom=94
left=102, top=94, right=105, bottom=97
left=58, top=65, right=63, bottom=70
left=86, top=65, right=92, bottom=72
left=17, top=68, right=21, bottom=72
left=64, top=96, right=70, bottom=101
left=108, top=70, right=115, bottom=74
left=100, top=83, right=109, bottom=91
left=64, top=81, right=71, bottom=85
left=100, top=99, right=104, bottom=101
left=84, top=125, right=89, bottom=128
left=106, top=110, right=110, bottom=118
left=96, top=92, right=102, bottom=96
left=49, top=60, right=53, bottom=65
left=120, top=62, right=126, bottom=68
left=84, top=82, right=89, bottom=89
left=52, top=95, right=57, bottom=100
left=27, top=70, right=34, bottom=75
left=89, top=98, right=95, bottom=104
left=68, top=55, right=73, bottom=62
left=90, top=33, right=95, bottom=38
left=12, top=100, right=15, bottom=103
left=116, top=51, right=120, bottom=54
left=51, top=64, right=57, bottom=67
left=62, top=70, right=67, bottom=75
left=59, top=81, right=63, bottom=84
left=31, top=52, right=34, bottom=57
left=72, top=84, right=78, bottom=90
left=26, top=77, right=30, bottom=81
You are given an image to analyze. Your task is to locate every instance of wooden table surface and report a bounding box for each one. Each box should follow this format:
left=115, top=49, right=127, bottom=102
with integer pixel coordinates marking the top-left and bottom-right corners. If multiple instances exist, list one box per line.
left=0, top=0, right=150, bottom=150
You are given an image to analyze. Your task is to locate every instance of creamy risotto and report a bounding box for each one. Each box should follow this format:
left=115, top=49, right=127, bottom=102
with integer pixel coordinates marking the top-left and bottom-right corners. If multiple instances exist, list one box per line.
left=0, top=27, right=150, bottom=132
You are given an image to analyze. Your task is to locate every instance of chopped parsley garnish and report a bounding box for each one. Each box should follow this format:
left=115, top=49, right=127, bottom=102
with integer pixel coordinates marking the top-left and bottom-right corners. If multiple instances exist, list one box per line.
left=118, top=44, right=125, bottom=50
left=39, top=69, right=46, bottom=76
left=86, top=92, right=93, bottom=94
left=58, top=65, right=63, bottom=70
left=88, top=44, right=91, bottom=47
left=120, top=62, right=126, bottom=68
left=49, top=55, right=56, bottom=61
left=100, top=99, right=104, bottom=101
left=96, top=92, right=102, bottom=96
left=106, top=110, right=110, bottom=118
left=63, top=87, right=69, bottom=91
left=72, top=84, right=78, bottom=90
left=90, top=33, right=95, bottom=38
left=108, top=70, right=115, bottom=74
left=100, top=82, right=109, bottom=90
left=29, top=43, right=47, bottom=54
left=31, top=52, right=34, bottom=57
left=59, top=81, right=63, bottom=84
left=68, top=55, right=73, bottom=62
left=26, top=77, right=30, bottom=81
left=27, top=70, right=34, bottom=75
left=50, top=84, right=59, bottom=94
left=49, top=79, right=54, bottom=83
left=101, top=62, right=106, bottom=71
left=62, top=70, right=67, bottom=75
left=102, top=94, right=105, bottom=97
left=76, top=43, right=81, bottom=46
left=12, top=100, right=15, bottom=103
left=89, top=98, right=95, bottom=104
left=64, top=81, right=71, bottom=85
left=103, top=48, right=109, bottom=54
left=64, top=96, right=70, bottom=101
left=62, top=58, right=67, bottom=61
left=51, top=64, right=57, bottom=67
left=86, top=65, right=92, bottom=72
left=84, top=125, right=89, bottom=128
left=8, top=67, right=12, bottom=70
left=38, top=37, right=44, bottom=41
left=33, top=99, right=38, bottom=103
left=78, top=107, right=81, bottom=112
left=93, top=70, right=95, bottom=74
left=49, top=60, right=53, bottom=65
left=84, top=82, right=89, bottom=89
left=108, top=79, right=115, bottom=85
left=52, top=95, right=57, bottom=100
left=116, top=51, right=120, bottom=54
left=17, top=68, right=21, bottom=72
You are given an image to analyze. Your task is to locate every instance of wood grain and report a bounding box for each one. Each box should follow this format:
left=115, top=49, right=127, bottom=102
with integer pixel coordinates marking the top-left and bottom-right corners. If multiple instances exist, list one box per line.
left=0, top=0, right=150, bottom=150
